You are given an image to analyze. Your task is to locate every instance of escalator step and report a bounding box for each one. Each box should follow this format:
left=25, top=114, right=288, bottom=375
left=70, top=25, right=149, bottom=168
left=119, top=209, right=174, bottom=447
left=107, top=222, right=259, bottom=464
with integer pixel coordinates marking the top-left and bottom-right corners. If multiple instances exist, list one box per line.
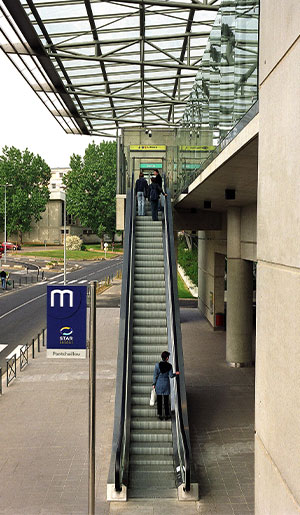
left=135, top=250, right=163, bottom=256
left=129, top=463, right=174, bottom=474
left=131, top=407, right=157, bottom=416
left=133, top=327, right=167, bottom=335
left=134, top=268, right=164, bottom=274
left=128, top=487, right=177, bottom=499
left=133, top=319, right=166, bottom=327
left=131, top=377, right=153, bottom=386
left=131, top=384, right=159, bottom=395
left=132, top=344, right=167, bottom=353
left=135, top=244, right=163, bottom=250
left=133, top=312, right=166, bottom=320
left=134, top=294, right=166, bottom=302
left=129, top=473, right=175, bottom=488
left=133, top=302, right=166, bottom=311
left=134, top=273, right=164, bottom=280
left=131, top=418, right=171, bottom=430
left=135, top=258, right=164, bottom=265
left=135, top=238, right=162, bottom=244
left=132, top=354, right=161, bottom=363
left=131, top=395, right=153, bottom=405
left=130, top=431, right=172, bottom=443
left=130, top=443, right=173, bottom=455
left=132, top=363, right=165, bottom=373
left=134, top=281, right=165, bottom=297
left=129, top=454, right=173, bottom=466
left=129, top=470, right=175, bottom=483
left=133, top=335, right=167, bottom=344
left=133, top=310, right=166, bottom=320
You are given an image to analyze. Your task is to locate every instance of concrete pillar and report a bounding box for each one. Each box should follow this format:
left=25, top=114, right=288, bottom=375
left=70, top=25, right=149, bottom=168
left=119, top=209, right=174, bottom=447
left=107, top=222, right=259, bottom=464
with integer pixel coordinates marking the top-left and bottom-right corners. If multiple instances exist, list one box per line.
left=214, top=253, right=226, bottom=327
left=226, top=207, right=253, bottom=367
left=173, top=230, right=178, bottom=263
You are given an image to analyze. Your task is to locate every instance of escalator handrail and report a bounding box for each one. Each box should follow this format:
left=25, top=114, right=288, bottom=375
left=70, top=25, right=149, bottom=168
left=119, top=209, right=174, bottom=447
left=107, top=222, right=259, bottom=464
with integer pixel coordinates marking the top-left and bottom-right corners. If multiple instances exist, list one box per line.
left=163, top=183, right=191, bottom=492
left=115, top=172, right=135, bottom=492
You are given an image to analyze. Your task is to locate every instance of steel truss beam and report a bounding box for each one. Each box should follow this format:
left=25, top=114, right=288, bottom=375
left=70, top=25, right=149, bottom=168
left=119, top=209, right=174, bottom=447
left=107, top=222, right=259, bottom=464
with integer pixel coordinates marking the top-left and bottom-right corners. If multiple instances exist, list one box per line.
left=1, top=0, right=220, bottom=134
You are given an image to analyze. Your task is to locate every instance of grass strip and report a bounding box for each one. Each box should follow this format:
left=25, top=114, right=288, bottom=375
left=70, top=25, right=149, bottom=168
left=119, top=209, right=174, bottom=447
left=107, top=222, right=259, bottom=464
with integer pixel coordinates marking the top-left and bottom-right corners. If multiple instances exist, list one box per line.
left=21, top=250, right=118, bottom=260
left=177, top=272, right=194, bottom=299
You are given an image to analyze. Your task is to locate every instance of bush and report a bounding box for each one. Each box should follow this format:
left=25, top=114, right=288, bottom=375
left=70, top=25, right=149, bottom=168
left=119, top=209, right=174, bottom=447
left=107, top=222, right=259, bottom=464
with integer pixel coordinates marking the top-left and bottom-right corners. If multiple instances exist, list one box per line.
left=81, top=244, right=86, bottom=251
left=177, top=238, right=198, bottom=286
left=66, top=235, right=83, bottom=251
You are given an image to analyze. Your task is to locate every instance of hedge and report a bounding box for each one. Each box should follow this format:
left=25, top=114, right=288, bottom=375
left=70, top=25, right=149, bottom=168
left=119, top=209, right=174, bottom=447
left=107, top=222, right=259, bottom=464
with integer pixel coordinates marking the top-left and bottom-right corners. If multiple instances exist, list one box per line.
left=177, top=238, right=198, bottom=286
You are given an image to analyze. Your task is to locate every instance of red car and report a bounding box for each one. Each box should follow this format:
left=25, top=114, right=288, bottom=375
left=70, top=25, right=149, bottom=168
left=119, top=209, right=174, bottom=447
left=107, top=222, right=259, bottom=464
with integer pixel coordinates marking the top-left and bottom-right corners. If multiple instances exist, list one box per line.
left=2, top=242, right=21, bottom=251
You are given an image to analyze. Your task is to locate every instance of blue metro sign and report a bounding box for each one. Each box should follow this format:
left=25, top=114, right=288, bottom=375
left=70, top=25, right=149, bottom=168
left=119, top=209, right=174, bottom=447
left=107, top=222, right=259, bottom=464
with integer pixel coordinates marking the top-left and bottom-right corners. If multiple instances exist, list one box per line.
left=47, top=285, right=87, bottom=358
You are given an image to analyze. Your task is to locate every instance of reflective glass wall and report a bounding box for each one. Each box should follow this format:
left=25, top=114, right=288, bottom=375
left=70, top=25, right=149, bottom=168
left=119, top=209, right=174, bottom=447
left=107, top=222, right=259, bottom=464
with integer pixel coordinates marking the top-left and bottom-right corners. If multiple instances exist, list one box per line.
left=171, top=0, right=259, bottom=197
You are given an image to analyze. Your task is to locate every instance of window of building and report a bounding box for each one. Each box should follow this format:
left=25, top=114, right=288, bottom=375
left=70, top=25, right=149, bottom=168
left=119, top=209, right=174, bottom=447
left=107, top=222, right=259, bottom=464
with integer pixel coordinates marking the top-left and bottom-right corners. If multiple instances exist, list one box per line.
left=52, top=183, right=56, bottom=189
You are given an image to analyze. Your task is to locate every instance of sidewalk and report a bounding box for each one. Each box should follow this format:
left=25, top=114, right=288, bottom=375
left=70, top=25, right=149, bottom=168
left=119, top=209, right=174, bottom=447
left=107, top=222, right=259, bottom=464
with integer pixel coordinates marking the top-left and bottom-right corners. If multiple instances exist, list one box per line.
left=0, top=283, right=122, bottom=515
left=0, top=287, right=254, bottom=515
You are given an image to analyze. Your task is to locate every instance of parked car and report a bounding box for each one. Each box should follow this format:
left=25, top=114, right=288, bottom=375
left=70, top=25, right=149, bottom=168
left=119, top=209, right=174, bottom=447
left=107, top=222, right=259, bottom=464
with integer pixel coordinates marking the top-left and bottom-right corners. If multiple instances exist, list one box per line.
left=2, top=242, right=21, bottom=251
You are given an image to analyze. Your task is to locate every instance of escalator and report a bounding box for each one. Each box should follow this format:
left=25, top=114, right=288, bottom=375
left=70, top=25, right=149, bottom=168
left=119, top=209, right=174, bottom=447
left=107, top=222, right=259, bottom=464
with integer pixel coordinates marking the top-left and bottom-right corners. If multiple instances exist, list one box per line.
left=107, top=176, right=197, bottom=501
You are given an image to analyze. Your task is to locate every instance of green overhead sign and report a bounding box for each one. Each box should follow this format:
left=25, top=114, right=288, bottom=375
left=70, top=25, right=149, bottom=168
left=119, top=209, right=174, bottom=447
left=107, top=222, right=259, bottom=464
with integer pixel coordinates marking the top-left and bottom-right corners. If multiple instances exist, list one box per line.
left=182, top=163, right=201, bottom=170
left=140, top=163, right=162, bottom=169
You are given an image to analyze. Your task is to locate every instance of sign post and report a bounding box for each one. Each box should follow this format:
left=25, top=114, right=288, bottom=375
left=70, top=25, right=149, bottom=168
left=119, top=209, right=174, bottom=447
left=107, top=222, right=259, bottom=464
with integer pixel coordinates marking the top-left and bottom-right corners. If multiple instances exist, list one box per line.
left=47, top=285, right=87, bottom=358
left=104, top=242, right=108, bottom=259
left=88, top=281, right=97, bottom=515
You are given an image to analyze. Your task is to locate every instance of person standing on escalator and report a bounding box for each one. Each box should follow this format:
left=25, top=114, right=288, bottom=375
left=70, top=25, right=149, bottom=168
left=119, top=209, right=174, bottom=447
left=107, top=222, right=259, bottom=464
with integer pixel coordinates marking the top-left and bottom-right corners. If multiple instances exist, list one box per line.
left=135, top=172, right=148, bottom=216
left=148, top=177, right=166, bottom=221
left=153, top=169, right=164, bottom=211
left=152, top=351, right=180, bottom=421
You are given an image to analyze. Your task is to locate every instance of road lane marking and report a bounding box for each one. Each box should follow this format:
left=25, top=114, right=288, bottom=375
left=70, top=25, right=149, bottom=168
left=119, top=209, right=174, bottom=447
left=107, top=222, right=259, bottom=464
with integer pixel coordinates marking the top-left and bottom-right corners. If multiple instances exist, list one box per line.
left=0, top=292, right=46, bottom=321
left=78, top=280, right=87, bottom=284
left=0, top=261, right=122, bottom=317
left=0, top=344, right=8, bottom=353
left=6, top=345, right=22, bottom=360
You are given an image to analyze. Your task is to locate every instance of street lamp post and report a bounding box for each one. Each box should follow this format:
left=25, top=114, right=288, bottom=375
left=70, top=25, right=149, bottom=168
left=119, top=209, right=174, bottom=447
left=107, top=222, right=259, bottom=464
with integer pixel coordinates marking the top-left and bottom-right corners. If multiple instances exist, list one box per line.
left=63, top=190, right=67, bottom=285
left=1, top=184, right=13, bottom=264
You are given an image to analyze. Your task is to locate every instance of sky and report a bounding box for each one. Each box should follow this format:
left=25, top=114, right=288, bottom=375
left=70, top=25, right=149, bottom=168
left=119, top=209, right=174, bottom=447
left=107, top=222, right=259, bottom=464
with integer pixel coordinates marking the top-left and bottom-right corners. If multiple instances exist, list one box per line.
left=0, top=51, right=108, bottom=168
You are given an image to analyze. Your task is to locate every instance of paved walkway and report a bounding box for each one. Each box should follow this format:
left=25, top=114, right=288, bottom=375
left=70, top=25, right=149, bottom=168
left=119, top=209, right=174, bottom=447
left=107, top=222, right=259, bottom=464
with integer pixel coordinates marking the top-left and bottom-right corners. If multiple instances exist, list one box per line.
left=0, top=284, right=254, bottom=515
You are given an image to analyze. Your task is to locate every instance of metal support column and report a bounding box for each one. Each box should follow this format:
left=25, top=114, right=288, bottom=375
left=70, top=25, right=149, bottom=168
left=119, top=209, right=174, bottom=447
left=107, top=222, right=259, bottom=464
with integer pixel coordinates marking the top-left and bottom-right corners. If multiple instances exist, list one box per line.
left=88, top=281, right=97, bottom=515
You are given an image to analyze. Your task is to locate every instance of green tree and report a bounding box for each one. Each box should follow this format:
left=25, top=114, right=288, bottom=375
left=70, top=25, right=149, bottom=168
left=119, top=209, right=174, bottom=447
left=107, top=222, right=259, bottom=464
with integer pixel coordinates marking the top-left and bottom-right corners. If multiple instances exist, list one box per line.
left=64, top=141, right=116, bottom=249
left=0, top=146, right=51, bottom=243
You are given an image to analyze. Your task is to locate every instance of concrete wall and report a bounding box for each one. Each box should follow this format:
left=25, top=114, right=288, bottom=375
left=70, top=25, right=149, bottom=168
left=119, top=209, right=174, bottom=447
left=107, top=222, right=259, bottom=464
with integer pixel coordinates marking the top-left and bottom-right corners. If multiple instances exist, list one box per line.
left=241, top=204, right=257, bottom=261
left=198, top=204, right=257, bottom=328
left=23, top=200, right=62, bottom=244
left=255, top=1, right=300, bottom=513
left=198, top=218, right=227, bottom=327
left=3, top=199, right=101, bottom=245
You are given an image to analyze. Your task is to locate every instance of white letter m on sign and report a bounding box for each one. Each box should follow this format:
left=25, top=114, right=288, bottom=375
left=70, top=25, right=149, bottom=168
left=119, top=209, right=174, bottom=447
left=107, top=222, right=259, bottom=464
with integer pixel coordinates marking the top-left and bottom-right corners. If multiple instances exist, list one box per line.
left=50, top=289, right=74, bottom=308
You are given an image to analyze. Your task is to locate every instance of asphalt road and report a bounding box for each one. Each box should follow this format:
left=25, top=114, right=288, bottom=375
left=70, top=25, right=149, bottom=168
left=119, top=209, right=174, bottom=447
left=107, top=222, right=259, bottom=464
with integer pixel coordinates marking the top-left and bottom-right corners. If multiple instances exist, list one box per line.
left=0, top=257, right=123, bottom=371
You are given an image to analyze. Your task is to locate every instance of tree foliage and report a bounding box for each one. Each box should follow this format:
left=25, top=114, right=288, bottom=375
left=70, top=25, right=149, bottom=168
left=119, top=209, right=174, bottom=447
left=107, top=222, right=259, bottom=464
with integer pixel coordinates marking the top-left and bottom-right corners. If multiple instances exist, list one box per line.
left=64, top=141, right=116, bottom=245
left=0, top=146, right=51, bottom=242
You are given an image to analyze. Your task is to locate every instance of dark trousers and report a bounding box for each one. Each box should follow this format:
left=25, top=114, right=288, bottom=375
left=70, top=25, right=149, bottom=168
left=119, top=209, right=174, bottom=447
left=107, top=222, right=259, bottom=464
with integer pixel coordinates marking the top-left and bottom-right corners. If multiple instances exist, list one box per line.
left=157, top=394, right=170, bottom=417
left=151, top=199, right=159, bottom=221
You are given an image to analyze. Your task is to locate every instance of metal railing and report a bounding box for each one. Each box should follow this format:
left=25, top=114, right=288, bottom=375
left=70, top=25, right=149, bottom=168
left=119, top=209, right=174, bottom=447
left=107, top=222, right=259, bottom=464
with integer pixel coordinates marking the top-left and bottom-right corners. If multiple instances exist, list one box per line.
left=0, top=271, right=45, bottom=292
left=175, top=100, right=259, bottom=199
left=114, top=171, right=135, bottom=492
left=1, top=328, right=47, bottom=393
left=20, top=344, right=29, bottom=371
left=163, top=181, right=191, bottom=492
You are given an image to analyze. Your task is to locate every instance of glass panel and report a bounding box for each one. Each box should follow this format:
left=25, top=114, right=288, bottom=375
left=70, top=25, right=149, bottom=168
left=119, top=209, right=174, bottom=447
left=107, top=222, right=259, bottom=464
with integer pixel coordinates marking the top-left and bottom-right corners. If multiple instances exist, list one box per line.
left=174, top=0, right=259, bottom=197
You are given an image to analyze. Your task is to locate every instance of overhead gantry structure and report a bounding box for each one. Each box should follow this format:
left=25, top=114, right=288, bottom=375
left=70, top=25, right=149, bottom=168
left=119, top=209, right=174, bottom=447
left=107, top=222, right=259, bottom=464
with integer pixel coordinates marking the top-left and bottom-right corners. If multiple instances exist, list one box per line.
left=0, top=0, right=220, bottom=137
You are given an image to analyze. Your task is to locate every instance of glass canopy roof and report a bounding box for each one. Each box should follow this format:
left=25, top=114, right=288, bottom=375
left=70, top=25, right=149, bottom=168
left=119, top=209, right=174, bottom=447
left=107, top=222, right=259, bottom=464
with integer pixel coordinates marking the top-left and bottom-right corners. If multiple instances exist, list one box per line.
left=1, top=0, right=220, bottom=136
